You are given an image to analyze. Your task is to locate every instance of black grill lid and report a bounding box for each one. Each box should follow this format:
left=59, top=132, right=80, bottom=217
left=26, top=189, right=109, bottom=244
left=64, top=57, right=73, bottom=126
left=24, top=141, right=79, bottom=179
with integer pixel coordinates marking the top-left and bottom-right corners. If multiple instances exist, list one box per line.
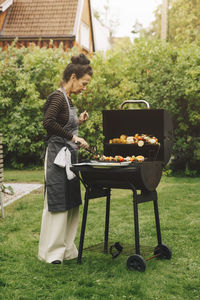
left=103, top=100, right=173, bottom=165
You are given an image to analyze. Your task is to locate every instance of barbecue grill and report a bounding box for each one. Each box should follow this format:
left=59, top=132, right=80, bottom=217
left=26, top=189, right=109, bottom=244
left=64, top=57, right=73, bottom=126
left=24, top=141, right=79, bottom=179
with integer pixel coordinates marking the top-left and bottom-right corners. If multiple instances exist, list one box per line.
left=72, top=100, right=173, bottom=271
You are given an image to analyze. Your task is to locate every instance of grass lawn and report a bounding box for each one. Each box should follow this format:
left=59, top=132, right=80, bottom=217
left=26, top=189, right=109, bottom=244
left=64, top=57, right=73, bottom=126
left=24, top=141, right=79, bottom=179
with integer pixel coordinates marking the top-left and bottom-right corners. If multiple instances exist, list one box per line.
left=3, top=168, right=44, bottom=183
left=0, top=171, right=200, bottom=300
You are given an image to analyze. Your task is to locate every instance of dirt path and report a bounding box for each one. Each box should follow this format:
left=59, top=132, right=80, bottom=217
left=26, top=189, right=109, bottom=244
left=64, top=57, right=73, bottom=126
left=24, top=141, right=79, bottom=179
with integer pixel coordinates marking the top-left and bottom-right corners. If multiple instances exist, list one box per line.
left=2, top=183, right=43, bottom=207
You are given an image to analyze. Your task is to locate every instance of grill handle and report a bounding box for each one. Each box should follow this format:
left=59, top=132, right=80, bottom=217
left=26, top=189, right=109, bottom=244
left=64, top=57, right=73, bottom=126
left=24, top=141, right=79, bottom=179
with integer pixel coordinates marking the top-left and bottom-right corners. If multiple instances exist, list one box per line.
left=120, top=100, right=150, bottom=110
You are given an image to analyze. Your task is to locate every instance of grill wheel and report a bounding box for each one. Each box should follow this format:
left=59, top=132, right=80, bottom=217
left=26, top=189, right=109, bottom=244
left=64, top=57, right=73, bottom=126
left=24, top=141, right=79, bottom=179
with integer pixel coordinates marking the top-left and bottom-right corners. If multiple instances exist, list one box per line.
left=127, top=254, right=146, bottom=272
left=154, top=244, right=172, bottom=259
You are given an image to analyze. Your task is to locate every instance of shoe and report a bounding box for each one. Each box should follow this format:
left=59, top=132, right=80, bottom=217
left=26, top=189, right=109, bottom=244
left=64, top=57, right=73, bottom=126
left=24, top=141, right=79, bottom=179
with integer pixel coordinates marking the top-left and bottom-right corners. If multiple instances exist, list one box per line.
left=51, top=260, right=61, bottom=264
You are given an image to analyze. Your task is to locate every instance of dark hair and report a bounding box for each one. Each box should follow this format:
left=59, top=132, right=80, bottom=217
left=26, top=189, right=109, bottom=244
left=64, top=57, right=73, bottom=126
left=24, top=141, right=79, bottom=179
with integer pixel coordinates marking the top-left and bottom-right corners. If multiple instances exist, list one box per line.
left=62, top=53, right=93, bottom=83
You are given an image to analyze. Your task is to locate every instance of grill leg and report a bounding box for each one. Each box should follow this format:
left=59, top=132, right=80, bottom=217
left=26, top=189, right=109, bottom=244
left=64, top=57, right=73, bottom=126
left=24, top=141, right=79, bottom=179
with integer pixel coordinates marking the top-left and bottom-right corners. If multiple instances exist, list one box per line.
left=104, top=189, right=111, bottom=253
left=77, top=188, right=89, bottom=264
left=153, top=192, right=162, bottom=245
left=133, top=191, right=140, bottom=255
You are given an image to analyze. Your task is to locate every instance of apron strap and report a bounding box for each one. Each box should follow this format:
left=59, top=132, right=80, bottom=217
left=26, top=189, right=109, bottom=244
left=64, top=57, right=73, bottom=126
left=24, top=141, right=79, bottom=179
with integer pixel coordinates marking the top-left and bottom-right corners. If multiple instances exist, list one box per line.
left=61, top=87, right=71, bottom=119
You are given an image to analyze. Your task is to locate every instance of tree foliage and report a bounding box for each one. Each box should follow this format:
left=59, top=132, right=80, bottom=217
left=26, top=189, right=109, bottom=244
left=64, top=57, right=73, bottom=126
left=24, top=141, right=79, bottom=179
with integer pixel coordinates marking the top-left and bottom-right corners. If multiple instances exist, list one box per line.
left=142, top=0, right=200, bottom=46
left=0, top=43, right=79, bottom=168
left=0, top=40, right=200, bottom=174
left=121, top=39, right=200, bottom=173
left=168, top=0, right=200, bottom=45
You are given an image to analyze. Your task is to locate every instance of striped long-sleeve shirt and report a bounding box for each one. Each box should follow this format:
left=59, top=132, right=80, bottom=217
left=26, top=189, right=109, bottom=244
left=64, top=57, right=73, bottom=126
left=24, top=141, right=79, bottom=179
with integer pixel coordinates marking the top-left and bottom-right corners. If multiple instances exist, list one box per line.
left=43, top=90, right=74, bottom=140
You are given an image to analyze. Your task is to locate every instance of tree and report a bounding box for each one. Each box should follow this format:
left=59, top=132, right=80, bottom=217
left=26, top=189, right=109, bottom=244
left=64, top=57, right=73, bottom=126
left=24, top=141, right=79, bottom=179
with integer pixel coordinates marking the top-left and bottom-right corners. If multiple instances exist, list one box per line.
left=161, top=0, right=168, bottom=40
left=142, top=0, right=200, bottom=45
left=93, top=0, right=119, bottom=40
left=168, top=0, right=200, bottom=44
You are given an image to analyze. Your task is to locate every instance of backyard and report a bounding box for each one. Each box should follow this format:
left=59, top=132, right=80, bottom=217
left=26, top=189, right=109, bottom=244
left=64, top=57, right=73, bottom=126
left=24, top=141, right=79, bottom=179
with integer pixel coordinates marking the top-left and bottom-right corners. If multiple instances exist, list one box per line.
left=1, top=0, right=200, bottom=299
left=0, top=170, right=199, bottom=299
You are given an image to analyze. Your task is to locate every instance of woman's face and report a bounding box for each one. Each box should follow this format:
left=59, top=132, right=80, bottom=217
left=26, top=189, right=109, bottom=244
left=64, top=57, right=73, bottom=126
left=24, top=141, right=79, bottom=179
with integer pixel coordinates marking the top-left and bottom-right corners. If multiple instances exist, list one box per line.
left=71, top=73, right=91, bottom=95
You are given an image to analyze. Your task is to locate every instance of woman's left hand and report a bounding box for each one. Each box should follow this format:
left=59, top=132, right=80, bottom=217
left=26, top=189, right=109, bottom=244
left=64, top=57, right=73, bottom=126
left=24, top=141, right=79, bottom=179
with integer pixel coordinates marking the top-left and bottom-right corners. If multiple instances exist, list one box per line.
left=79, top=110, right=89, bottom=125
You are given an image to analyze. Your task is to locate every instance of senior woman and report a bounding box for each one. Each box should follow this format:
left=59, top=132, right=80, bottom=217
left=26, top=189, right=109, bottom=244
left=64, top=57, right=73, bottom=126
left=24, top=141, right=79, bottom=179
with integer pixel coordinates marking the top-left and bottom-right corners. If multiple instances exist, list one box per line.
left=38, top=53, right=93, bottom=264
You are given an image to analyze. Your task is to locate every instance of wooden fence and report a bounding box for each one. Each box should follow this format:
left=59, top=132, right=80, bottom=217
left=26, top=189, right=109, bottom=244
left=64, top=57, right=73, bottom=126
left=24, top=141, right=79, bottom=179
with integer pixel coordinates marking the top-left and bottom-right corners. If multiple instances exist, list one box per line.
left=0, top=133, right=4, bottom=217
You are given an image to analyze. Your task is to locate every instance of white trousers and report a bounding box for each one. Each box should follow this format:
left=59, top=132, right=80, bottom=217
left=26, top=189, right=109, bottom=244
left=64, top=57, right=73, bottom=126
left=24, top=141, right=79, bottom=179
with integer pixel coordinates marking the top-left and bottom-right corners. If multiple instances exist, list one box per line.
left=38, top=148, right=79, bottom=263
left=38, top=195, right=79, bottom=263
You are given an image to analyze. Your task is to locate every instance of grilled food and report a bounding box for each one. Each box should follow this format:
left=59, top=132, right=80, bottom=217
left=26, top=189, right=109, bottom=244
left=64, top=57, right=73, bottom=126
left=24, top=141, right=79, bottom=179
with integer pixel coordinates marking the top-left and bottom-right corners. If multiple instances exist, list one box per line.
left=98, top=155, right=145, bottom=163
left=109, top=133, right=159, bottom=146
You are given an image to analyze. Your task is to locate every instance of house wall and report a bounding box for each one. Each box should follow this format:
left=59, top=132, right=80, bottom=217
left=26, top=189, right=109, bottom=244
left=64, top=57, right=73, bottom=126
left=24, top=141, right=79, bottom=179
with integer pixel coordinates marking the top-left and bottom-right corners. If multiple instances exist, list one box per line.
left=82, top=0, right=90, bottom=24
left=77, top=0, right=94, bottom=53
left=0, top=11, right=6, bottom=30
left=93, top=17, right=111, bottom=53
left=0, top=38, right=74, bottom=51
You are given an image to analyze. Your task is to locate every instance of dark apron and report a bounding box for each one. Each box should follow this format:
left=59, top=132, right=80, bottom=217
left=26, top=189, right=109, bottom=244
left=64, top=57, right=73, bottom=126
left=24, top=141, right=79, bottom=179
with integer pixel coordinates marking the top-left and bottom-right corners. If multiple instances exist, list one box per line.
left=45, top=88, right=82, bottom=212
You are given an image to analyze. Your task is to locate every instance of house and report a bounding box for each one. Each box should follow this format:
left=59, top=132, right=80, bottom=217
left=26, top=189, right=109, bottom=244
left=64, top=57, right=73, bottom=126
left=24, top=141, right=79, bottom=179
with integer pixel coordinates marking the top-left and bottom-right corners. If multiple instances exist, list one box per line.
left=0, top=0, right=95, bottom=53
left=92, top=16, right=111, bottom=53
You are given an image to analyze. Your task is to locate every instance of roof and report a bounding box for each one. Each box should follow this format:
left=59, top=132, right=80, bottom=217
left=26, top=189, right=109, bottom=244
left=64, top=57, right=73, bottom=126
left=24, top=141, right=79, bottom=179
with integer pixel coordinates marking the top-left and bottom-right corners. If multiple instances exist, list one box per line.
left=0, top=0, right=13, bottom=12
left=0, top=0, right=81, bottom=38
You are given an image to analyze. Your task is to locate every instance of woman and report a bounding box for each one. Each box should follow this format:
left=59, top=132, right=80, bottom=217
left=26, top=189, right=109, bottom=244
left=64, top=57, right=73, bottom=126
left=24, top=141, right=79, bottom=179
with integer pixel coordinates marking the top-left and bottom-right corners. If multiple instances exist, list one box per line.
left=38, top=53, right=93, bottom=264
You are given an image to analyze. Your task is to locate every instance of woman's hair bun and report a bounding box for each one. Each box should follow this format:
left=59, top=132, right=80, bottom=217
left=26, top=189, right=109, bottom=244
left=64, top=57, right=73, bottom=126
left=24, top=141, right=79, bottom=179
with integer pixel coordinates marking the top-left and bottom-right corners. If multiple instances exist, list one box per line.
left=71, top=53, right=90, bottom=65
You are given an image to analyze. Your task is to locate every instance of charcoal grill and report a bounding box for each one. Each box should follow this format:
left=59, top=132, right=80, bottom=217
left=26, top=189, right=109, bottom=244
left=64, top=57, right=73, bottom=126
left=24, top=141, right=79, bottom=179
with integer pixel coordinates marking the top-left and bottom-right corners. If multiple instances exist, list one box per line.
left=72, top=100, right=173, bottom=271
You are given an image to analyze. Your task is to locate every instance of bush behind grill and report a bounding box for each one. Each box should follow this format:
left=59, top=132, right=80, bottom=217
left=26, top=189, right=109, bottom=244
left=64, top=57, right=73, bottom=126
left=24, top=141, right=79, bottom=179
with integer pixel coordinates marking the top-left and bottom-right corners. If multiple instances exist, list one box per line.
left=0, top=39, right=199, bottom=174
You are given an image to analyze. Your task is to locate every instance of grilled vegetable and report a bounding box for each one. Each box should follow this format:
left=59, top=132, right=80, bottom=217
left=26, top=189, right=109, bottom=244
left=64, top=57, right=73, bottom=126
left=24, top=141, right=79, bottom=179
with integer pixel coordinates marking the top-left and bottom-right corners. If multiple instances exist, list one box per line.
left=108, top=133, right=159, bottom=146
left=98, top=155, right=144, bottom=162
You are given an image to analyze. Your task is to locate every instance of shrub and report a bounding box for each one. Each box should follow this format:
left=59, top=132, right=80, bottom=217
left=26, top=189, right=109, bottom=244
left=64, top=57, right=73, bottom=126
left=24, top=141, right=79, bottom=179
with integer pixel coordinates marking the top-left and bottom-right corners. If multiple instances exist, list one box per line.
left=0, top=40, right=199, bottom=174
left=0, top=43, right=79, bottom=168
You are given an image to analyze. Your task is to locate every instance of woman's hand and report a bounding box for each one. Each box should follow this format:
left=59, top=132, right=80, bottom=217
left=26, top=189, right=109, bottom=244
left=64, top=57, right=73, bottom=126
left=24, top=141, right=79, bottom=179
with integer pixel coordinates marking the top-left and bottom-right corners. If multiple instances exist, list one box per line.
left=79, top=110, right=89, bottom=125
left=72, top=135, right=89, bottom=149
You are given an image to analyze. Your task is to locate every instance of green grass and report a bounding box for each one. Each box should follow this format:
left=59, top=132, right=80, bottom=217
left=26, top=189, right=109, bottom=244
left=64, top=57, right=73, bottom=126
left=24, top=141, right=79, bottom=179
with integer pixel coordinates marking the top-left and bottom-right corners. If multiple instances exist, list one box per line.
left=0, top=172, right=200, bottom=300
left=3, top=168, right=44, bottom=183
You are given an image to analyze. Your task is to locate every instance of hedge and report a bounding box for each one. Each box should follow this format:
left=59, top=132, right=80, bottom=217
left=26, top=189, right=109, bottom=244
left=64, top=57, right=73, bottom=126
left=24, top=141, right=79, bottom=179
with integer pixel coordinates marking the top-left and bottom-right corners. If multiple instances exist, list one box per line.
left=0, top=39, right=199, bottom=174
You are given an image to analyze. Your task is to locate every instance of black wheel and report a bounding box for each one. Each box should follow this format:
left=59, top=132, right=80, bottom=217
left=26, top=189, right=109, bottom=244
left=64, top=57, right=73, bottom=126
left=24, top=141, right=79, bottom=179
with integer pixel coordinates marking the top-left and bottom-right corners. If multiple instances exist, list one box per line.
left=127, top=254, right=146, bottom=272
left=154, top=244, right=172, bottom=259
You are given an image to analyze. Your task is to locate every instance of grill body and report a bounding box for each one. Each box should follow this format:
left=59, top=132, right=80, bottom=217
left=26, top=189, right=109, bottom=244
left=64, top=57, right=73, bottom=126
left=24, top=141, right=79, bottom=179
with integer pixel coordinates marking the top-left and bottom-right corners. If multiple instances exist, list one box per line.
left=103, top=108, right=173, bottom=165
left=74, top=108, right=173, bottom=192
left=80, top=161, right=162, bottom=192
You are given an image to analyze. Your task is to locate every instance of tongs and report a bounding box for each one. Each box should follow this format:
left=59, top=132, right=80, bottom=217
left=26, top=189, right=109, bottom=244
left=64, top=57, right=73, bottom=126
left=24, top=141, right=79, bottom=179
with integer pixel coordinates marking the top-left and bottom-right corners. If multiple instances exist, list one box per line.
left=84, top=146, right=100, bottom=158
left=75, top=141, right=99, bottom=158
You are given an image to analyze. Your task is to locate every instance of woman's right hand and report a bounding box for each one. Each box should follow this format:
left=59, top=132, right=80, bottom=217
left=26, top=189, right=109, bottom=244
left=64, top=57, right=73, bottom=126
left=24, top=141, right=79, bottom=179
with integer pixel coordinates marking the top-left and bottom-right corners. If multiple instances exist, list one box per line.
left=72, top=135, right=89, bottom=149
